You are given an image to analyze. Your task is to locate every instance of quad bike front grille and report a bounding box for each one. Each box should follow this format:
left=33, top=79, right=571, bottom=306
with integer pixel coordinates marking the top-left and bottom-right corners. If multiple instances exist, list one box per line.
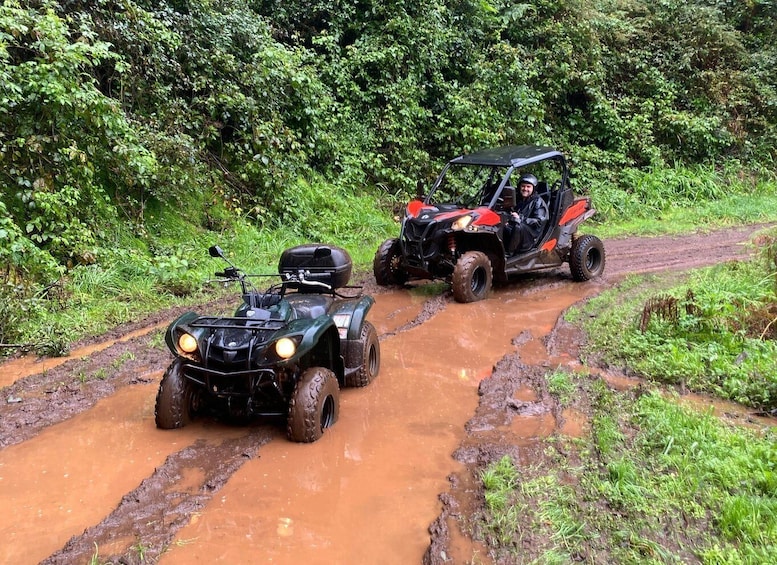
left=205, top=346, right=251, bottom=371
left=183, top=363, right=277, bottom=396
left=403, top=219, right=431, bottom=241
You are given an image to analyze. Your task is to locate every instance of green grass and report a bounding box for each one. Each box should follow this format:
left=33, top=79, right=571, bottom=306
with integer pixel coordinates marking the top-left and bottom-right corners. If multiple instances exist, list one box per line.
left=476, top=381, right=777, bottom=564
left=586, top=163, right=777, bottom=239
left=566, top=230, right=777, bottom=410
left=546, top=368, right=576, bottom=405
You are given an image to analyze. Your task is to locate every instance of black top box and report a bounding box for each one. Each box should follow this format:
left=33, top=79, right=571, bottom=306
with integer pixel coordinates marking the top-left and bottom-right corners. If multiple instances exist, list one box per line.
left=278, top=244, right=352, bottom=289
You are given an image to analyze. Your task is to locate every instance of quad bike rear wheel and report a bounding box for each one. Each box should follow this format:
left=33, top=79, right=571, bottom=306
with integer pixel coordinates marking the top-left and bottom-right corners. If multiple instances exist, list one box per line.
left=452, top=251, right=493, bottom=303
left=287, top=367, right=340, bottom=443
left=373, top=238, right=408, bottom=286
left=155, top=358, right=200, bottom=429
left=345, top=321, right=380, bottom=387
left=570, top=234, right=606, bottom=281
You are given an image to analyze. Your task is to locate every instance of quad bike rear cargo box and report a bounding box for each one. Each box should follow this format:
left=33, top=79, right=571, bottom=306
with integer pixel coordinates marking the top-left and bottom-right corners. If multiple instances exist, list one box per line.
left=278, top=244, right=352, bottom=289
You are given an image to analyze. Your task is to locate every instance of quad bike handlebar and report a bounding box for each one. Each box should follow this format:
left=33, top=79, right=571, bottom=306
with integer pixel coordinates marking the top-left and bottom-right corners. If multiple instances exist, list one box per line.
left=208, top=244, right=361, bottom=299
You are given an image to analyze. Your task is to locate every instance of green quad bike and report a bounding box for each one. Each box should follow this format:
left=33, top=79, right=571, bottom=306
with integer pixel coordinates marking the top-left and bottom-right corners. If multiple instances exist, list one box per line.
left=155, top=244, right=380, bottom=443
left=374, top=145, right=605, bottom=302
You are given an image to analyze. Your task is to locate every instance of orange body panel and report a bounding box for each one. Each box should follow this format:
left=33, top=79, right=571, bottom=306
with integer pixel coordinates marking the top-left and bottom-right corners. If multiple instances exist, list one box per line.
left=559, top=198, right=589, bottom=225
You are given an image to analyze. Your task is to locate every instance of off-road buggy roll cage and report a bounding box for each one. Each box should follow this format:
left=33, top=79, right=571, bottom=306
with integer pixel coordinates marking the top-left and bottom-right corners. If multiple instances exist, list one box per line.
left=424, top=145, right=576, bottom=267
left=374, top=145, right=605, bottom=302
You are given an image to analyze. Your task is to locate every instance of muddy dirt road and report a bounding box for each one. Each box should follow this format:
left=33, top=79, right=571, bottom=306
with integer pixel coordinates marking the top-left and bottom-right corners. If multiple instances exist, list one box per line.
left=0, top=224, right=770, bottom=564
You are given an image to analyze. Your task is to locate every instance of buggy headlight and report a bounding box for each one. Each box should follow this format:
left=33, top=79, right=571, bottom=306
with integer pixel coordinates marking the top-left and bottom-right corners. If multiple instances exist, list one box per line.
left=452, top=215, right=473, bottom=230
left=275, top=337, right=296, bottom=359
left=178, top=333, right=198, bottom=354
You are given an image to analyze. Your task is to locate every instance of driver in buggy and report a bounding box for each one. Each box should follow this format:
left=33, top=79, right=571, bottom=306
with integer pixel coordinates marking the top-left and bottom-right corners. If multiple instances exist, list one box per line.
left=504, top=173, right=549, bottom=255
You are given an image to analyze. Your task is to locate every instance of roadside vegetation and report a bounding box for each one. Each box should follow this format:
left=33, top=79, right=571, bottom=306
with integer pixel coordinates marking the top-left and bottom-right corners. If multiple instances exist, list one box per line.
left=571, top=227, right=777, bottom=411
left=3, top=0, right=777, bottom=354
left=477, top=378, right=777, bottom=564
left=471, top=226, right=777, bottom=563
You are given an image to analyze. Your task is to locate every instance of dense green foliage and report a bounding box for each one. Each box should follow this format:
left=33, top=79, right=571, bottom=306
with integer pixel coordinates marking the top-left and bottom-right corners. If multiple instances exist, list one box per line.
left=2, top=0, right=777, bottom=347
left=478, top=382, right=777, bottom=563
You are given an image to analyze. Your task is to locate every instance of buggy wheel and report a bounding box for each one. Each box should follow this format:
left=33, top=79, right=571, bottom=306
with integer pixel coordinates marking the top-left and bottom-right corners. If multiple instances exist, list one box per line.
left=373, top=238, right=408, bottom=286
left=345, top=321, right=380, bottom=387
left=287, top=367, right=340, bottom=443
left=570, top=234, right=606, bottom=281
left=155, top=358, right=200, bottom=429
left=452, top=251, right=493, bottom=303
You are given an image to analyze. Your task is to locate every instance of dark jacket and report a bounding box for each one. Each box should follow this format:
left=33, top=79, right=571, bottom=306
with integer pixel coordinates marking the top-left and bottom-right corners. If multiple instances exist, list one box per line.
left=511, top=193, right=549, bottom=246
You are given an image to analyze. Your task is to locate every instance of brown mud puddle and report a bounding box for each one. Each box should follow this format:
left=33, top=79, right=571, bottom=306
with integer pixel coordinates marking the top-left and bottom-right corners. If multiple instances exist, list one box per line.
left=159, top=283, right=600, bottom=564
left=0, top=323, right=167, bottom=389
left=0, top=383, right=248, bottom=564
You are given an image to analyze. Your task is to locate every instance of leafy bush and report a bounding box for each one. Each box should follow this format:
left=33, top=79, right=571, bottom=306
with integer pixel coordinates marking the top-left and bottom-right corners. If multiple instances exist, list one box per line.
left=1, top=0, right=157, bottom=265
left=3, top=0, right=777, bottom=348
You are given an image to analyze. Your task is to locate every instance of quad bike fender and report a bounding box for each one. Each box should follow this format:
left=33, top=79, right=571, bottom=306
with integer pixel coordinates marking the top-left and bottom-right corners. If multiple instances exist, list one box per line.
left=164, top=311, right=201, bottom=356
left=328, top=295, right=375, bottom=340
left=284, top=316, right=342, bottom=362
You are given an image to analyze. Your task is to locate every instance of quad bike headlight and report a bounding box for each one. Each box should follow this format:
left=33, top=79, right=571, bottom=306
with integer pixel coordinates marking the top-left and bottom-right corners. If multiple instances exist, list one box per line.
left=274, top=337, right=297, bottom=359
left=178, top=332, right=199, bottom=354
left=452, top=215, right=474, bottom=231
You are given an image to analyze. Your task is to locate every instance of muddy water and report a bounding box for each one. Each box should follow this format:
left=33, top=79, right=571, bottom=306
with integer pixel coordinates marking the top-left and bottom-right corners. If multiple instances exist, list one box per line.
left=0, top=383, right=245, bottom=564
left=0, top=283, right=595, bottom=564
left=160, top=284, right=596, bottom=564
left=0, top=323, right=166, bottom=388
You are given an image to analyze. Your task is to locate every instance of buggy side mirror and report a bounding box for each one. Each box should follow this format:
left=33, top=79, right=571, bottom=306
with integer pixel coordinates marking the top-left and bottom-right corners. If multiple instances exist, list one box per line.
left=416, top=180, right=424, bottom=199
left=209, top=245, right=224, bottom=258
left=501, top=186, right=516, bottom=208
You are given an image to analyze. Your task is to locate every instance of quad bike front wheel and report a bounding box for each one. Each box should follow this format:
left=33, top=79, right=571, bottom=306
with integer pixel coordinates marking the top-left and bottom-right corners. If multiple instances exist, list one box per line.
left=345, top=321, right=380, bottom=387
left=287, top=367, right=340, bottom=443
left=570, top=234, right=606, bottom=281
left=373, top=238, right=408, bottom=286
left=155, top=358, right=200, bottom=429
left=452, top=251, right=493, bottom=303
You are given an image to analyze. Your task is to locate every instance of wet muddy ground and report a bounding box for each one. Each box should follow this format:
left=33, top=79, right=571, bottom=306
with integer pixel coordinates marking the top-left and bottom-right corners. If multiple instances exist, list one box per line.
left=0, top=224, right=773, bottom=564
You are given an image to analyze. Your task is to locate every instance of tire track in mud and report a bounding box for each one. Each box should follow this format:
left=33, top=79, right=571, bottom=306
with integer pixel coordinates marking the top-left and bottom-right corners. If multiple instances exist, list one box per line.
left=1, top=289, right=450, bottom=563
left=0, top=337, right=166, bottom=449
left=42, top=433, right=273, bottom=565
left=378, top=291, right=450, bottom=337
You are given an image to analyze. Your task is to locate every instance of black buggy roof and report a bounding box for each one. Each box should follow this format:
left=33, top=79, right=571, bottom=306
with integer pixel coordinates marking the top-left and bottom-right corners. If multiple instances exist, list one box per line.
left=449, top=145, right=564, bottom=168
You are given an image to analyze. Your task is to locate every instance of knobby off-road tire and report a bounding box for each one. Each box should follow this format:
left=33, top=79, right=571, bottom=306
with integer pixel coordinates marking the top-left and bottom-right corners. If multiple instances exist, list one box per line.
left=452, top=251, right=493, bottom=303
left=155, top=358, right=199, bottom=429
left=373, top=238, right=408, bottom=286
left=287, top=367, right=340, bottom=443
left=570, top=234, right=606, bottom=281
left=345, top=321, right=380, bottom=387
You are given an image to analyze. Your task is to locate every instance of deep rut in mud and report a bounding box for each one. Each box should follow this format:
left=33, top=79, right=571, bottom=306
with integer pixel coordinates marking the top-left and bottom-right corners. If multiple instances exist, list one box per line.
left=0, top=224, right=773, bottom=564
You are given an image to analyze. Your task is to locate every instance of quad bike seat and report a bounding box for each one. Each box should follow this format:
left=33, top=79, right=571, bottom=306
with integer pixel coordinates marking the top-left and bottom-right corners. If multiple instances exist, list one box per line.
left=287, top=294, right=334, bottom=320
